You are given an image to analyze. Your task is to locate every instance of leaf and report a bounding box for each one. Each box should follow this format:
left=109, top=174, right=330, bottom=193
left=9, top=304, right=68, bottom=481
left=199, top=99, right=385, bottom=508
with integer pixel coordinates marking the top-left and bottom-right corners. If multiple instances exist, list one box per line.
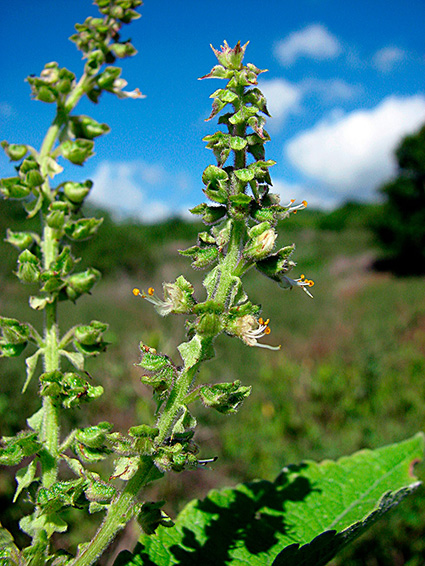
left=23, top=349, right=42, bottom=392
left=60, top=349, right=84, bottom=371
left=13, top=459, right=37, bottom=502
left=0, top=524, right=21, bottom=564
left=129, top=433, right=424, bottom=566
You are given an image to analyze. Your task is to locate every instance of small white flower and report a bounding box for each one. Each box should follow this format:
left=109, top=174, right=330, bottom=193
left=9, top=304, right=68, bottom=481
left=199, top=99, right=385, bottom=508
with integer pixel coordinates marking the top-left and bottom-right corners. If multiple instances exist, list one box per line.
left=113, top=78, right=145, bottom=99
left=133, top=287, right=174, bottom=316
left=278, top=273, right=314, bottom=298
left=231, top=315, right=280, bottom=350
left=279, top=199, right=308, bottom=219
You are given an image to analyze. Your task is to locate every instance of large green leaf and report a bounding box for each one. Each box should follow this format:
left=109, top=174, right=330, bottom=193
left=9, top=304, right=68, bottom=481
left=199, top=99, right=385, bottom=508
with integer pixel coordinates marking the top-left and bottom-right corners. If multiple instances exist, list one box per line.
left=121, top=433, right=424, bottom=566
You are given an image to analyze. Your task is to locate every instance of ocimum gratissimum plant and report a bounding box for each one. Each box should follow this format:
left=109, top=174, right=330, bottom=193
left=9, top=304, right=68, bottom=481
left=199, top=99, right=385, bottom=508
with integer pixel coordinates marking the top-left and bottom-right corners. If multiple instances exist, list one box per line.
left=1, top=3, right=423, bottom=566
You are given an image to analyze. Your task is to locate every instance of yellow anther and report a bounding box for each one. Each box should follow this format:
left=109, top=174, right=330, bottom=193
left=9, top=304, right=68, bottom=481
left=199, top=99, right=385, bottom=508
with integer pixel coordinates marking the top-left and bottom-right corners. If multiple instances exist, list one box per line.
left=300, top=274, right=305, bottom=280
left=148, top=287, right=155, bottom=296
left=290, top=198, right=295, bottom=204
left=132, top=288, right=140, bottom=296
left=264, top=326, right=271, bottom=335
left=308, top=280, right=315, bottom=287
left=302, top=200, right=308, bottom=207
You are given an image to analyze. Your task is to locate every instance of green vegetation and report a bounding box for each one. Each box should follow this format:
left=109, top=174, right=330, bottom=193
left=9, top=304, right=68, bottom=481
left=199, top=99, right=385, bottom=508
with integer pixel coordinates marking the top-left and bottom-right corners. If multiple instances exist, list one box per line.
left=1, top=199, right=424, bottom=564
left=373, top=123, right=425, bottom=275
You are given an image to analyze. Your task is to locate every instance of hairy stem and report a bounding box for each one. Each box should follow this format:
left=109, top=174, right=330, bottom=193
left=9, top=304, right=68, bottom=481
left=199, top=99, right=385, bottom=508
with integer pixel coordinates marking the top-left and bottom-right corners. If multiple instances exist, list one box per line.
left=71, top=456, right=155, bottom=566
left=156, top=364, right=200, bottom=445
left=36, top=75, right=88, bottom=485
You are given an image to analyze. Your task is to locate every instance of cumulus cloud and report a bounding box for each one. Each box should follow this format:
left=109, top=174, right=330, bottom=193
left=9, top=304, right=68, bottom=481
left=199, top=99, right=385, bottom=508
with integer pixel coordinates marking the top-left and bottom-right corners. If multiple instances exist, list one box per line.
left=285, top=95, right=425, bottom=199
left=274, top=24, right=341, bottom=66
left=301, top=78, right=362, bottom=103
left=259, top=78, right=302, bottom=129
left=89, top=160, right=188, bottom=222
left=372, top=46, right=407, bottom=72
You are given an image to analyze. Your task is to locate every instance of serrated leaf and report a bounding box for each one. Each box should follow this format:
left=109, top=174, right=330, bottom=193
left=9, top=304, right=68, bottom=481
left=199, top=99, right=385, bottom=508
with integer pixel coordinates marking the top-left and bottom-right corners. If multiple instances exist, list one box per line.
left=131, top=433, right=424, bottom=566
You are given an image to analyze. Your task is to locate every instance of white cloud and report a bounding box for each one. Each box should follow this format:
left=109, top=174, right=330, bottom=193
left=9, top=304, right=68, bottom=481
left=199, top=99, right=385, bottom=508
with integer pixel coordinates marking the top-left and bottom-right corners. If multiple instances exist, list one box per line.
left=285, top=95, right=425, bottom=199
left=259, top=79, right=302, bottom=129
left=0, top=102, right=15, bottom=118
left=274, top=24, right=341, bottom=66
left=372, top=46, right=407, bottom=72
left=89, top=160, right=174, bottom=222
left=301, top=78, right=362, bottom=103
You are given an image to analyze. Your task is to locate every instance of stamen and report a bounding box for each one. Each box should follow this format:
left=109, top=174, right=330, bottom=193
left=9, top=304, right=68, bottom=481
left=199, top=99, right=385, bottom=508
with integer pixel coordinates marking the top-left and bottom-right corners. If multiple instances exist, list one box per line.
left=148, top=287, right=155, bottom=296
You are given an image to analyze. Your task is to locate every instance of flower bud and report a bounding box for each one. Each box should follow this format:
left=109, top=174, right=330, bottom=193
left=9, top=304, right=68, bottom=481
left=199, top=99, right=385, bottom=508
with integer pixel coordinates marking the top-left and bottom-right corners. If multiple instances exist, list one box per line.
left=0, top=177, right=30, bottom=199
left=63, top=181, right=93, bottom=204
left=199, top=380, right=251, bottom=414
left=0, top=316, right=30, bottom=347
left=69, top=116, right=110, bottom=140
left=211, top=41, right=248, bottom=70
left=5, top=229, right=37, bottom=251
left=60, top=139, right=94, bottom=165
left=109, top=42, right=137, bottom=59
left=76, top=422, right=113, bottom=449
left=1, top=142, right=28, bottom=161
left=64, top=217, right=103, bottom=241
left=196, top=312, right=222, bottom=337
left=255, top=245, right=296, bottom=280
left=97, top=66, right=122, bottom=90
left=36, top=86, right=57, bottom=104
left=25, top=169, right=44, bottom=188
left=65, top=268, right=101, bottom=301
left=74, top=320, right=108, bottom=347
left=16, top=249, right=40, bottom=284
left=243, top=222, right=276, bottom=261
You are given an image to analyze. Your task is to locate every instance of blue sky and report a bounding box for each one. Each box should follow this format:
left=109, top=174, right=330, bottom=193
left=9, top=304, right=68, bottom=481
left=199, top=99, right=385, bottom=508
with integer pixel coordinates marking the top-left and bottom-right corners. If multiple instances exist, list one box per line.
left=1, top=0, right=424, bottom=221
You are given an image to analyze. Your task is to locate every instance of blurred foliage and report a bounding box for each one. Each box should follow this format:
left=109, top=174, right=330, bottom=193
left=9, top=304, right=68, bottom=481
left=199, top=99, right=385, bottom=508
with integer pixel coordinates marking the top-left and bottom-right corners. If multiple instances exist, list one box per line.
left=372, top=123, right=425, bottom=275
left=1, top=197, right=425, bottom=564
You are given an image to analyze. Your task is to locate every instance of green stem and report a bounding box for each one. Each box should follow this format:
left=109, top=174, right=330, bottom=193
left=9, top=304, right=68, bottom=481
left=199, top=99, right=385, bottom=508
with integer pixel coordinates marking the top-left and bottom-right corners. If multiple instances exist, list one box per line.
left=71, top=456, right=155, bottom=566
left=156, top=364, right=200, bottom=445
left=36, top=74, right=89, bottom=486
left=40, top=226, right=61, bottom=487
left=213, top=219, right=245, bottom=306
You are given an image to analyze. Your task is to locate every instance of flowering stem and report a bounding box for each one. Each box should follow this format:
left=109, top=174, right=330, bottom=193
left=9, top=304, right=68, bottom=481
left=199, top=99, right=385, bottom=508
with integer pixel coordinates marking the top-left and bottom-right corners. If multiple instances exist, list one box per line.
left=214, top=219, right=245, bottom=306
left=71, top=456, right=155, bottom=566
left=156, top=364, right=200, bottom=444
left=36, top=76, right=88, bottom=486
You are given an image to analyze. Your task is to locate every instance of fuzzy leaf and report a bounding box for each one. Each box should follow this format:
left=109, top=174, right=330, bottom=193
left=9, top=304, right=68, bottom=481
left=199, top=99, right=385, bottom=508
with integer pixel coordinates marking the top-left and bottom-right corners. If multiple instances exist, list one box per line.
left=130, top=433, right=424, bottom=566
